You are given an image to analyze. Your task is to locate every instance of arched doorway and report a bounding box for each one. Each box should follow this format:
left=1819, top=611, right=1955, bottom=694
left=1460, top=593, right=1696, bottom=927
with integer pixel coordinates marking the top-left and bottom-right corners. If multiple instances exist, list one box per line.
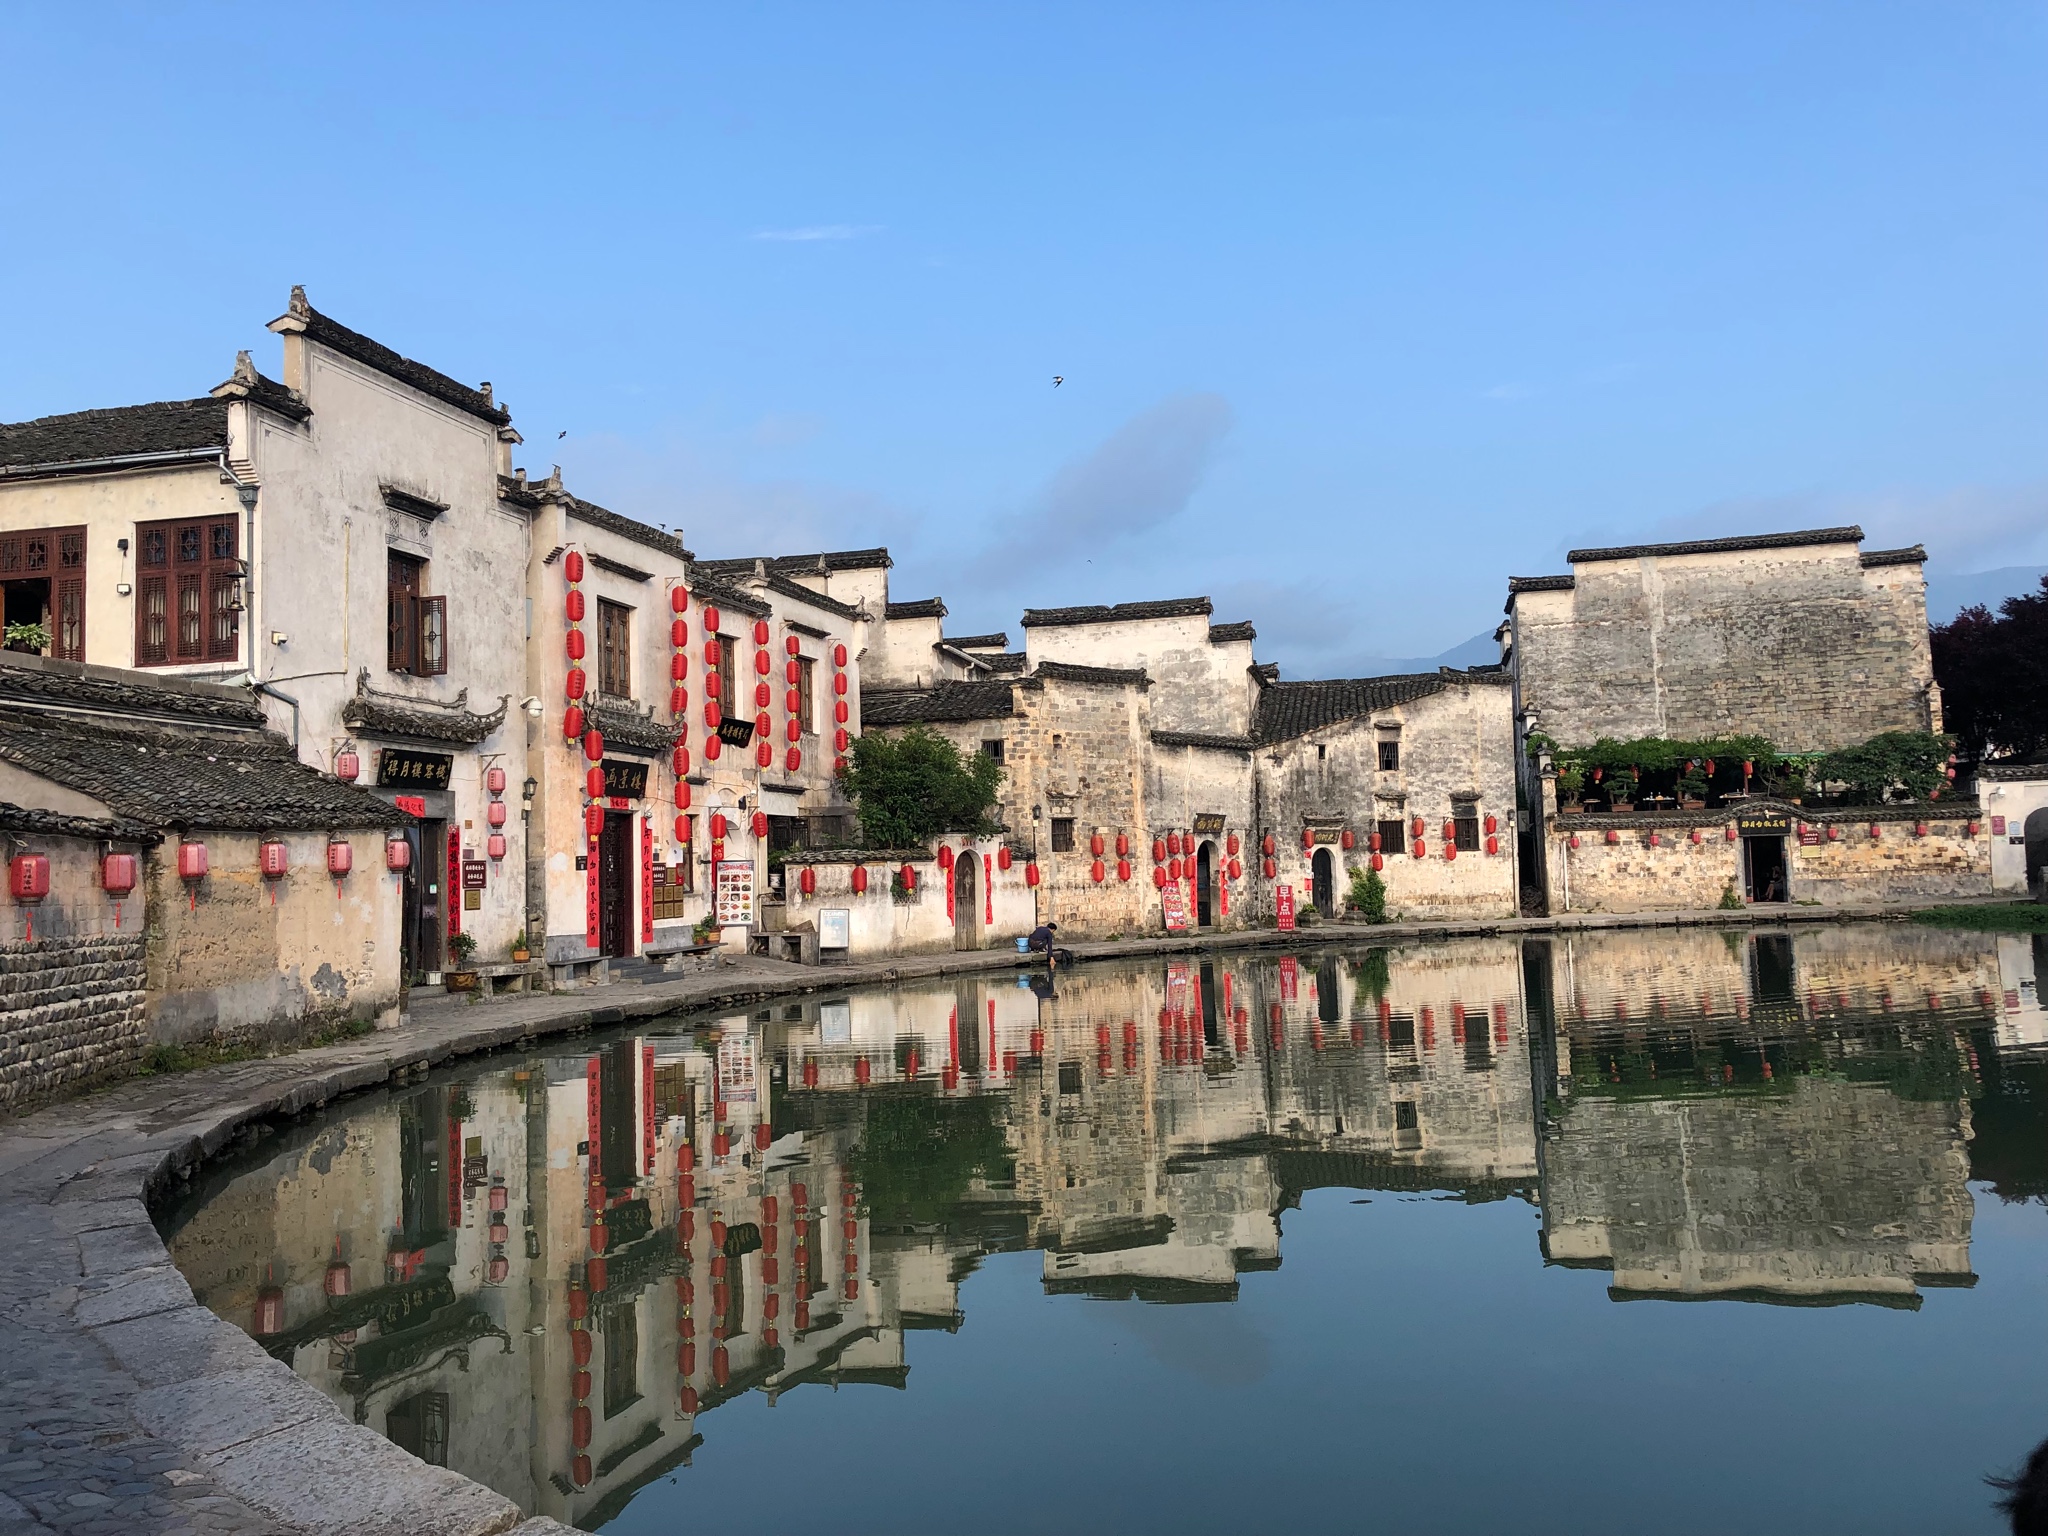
left=954, top=850, right=980, bottom=950
left=1312, top=847, right=1336, bottom=919
left=1195, top=841, right=1216, bottom=927
left=2026, top=807, right=2048, bottom=899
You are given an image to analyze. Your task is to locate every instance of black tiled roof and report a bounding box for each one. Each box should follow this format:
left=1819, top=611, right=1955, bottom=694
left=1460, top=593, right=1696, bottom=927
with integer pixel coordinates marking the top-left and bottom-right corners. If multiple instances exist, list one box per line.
left=587, top=700, right=679, bottom=757
left=241, top=369, right=313, bottom=422
left=0, top=710, right=409, bottom=833
left=1207, top=621, right=1256, bottom=644
left=1860, top=546, right=1927, bottom=568
left=564, top=495, right=690, bottom=562
left=694, top=548, right=893, bottom=576
left=984, top=652, right=1028, bottom=674
left=1252, top=673, right=1454, bottom=744
left=689, top=574, right=774, bottom=621
left=1151, top=730, right=1254, bottom=751
left=1566, top=527, right=1863, bottom=564
left=861, top=682, right=1016, bottom=725
left=946, top=632, right=1009, bottom=651
left=287, top=288, right=510, bottom=426
left=1503, top=574, right=1575, bottom=613
left=342, top=682, right=508, bottom=746
left=885, top=598, right=947, bottom=620
left=763, top=571, right=863, bottom=621
left=0, top=656, right=264, bottom=724
left=0, top=397, right=229, bottom=472
left=1252, top=662, right=1280, bottom=684
left=0, top=802, right=159, bottom=845
left=1020, top=597, right=1212, bottom=628
left=1033, top=661, right=1150, bottom=687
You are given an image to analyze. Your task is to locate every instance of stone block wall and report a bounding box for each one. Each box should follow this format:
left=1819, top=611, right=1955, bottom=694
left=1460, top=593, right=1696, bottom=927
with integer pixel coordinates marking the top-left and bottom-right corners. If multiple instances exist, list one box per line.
left=0, top=932, right=148, bottom=1107
left=1511, top=541, right=1937, bottom=754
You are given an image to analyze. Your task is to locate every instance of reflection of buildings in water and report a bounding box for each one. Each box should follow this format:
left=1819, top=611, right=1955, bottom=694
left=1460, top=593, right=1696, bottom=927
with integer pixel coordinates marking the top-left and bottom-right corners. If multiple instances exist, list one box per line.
left=1992, top=932, right=2048, bottom=1053
left=164, top=927, right=2032, bottom=1525
left=1531, top=927, right=1987, bottom=1307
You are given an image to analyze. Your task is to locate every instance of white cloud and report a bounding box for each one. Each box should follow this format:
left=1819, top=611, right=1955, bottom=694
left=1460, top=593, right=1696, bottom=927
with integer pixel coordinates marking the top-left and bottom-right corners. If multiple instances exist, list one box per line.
left=750, top=224, right=880, bottom=242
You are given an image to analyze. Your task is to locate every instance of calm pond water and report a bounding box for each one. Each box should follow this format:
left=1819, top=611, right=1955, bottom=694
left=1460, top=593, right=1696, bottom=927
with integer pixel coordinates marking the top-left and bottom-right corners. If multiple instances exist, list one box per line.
left=160, top=924, right=2048, bottom=1534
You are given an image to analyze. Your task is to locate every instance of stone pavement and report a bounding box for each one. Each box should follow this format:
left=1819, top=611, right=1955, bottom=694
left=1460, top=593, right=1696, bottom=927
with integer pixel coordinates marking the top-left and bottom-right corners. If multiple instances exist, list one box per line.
left=0, top=900, right=1961, bottom=1534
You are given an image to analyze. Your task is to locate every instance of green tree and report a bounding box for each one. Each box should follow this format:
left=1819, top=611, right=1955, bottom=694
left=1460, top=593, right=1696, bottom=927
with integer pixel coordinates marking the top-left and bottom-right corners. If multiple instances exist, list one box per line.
left=1348, top=864, right=1388, bottom=923
left=1933, top=577, right=2048, bottom=762
left=837, top=727, right=1004, bottom=848
left=1812, top=731, right=1951, bottom=804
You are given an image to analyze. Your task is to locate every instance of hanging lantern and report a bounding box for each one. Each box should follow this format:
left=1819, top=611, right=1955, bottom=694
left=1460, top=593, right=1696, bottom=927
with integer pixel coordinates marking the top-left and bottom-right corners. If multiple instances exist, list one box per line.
left=754, top=649, right=770, bottom=675
left=1724, top=825, right=1738, bottom=841
left=851, top=865, right=869, bottom=894
left=334, top=748, right=360, bottom=782
left=833, top=642, right=848, bottom=667
left=1410, top=841, right=1424, bottom=859
left=1301, top=827, right=1316, bottom=852
left=834, top=728, right=850, bottom=751
left=565, top=667, right=586, bottom=700
left=756, top=740, right=774, bottom=767
left=675, top=783, right=692, bottom=810
left=1090, top=832, right=1105, bottom=857
left=1688, top=828, right=1701, bottom=844
left=1445, top=842, right=1458, bottom=861
left=486, top=801, right=508, bottom=828
left=1442, top=819, right=1456, bottom=843
left=563, top=703, right=585, bottom=740
left=900, top=863, right=918, bottom=891
left=1340, top=829, right=1355, bottom=850
left=996, top=846, right=1013, bottom=871
left=752, top=811, right=769, bottom=838
left=487, top=832, right=507, bottom=860
left=1869, top=823, right=1882, bottom=839
left=327, top=841, right=352, bottom=875
left=673, top=744, right=691, bottom=777
left=1648, top=832, right=1661, bottom=847
left=566, top=629, right=587, bottom=661
left=585, top=803, right=605, bottom=836
left=1487, top=835, right=1501, bottom=855
left=565, top=589, right=585, bottom=623
left=1228, top=857, right=1242, bottom=880
left=178, top=841, right=209, bottom=881
left=101, top=852, right=137, bottom=896
left=1411, top=816, right=1425, bottom=840
left=704, top=700, right=722, bottom=728
left=937, top=846, right=954, bottom=871
left=1024, top=862, right=1041, bottom=887
left=704, top=736, right=722, bottom=761
left=1605, top=829, right=1619, bottom=845
left=673, top=814, right=690, bottom=841
left=385, top=838, right=411, bottom=870
left=703, top=606, right=722, bottom=630
left=1263, top=856, right=1278, bottom=879
left=834, top=699, right=850, bottom=724
left=1152, top=866, right=1168, bottom=889
left=1167, top=857, right=1182, bottom=880
left=799, top=867, right=817, bottom=895
left=1261, top=833, right=1276, bottom=858
left=672, top=586, right=690, bottom=615
left=8, top=854, right=49, bottom=902
left=259, top=840, right=289, bottom=878
left=710, top=814, right=728, bottom=841
left=1826, top=826, right=1841, bottom=841
left=1483, top=814, right=1497, bottom=835
left=564, top=550, right=585, bottom=583
left=1117, top=858, right=1132, bottom=881
left=485, top=765, right=507, bottom=795
left=585, top=766, right=607, bottom=799
left=1370, top=853, right=1383, bottom=871
left=833, top=673, right=848, bottom=695
left=1091, top=859, right=1105, bottom=883
left=672, top=619, right=690, bottom=649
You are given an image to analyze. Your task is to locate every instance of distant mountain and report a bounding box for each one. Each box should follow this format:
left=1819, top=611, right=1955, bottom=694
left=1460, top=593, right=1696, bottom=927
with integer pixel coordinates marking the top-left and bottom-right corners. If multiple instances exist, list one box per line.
left=1925, top=567, right=2046, bottom=624
left=1351, top=631, right=1500, bottom=678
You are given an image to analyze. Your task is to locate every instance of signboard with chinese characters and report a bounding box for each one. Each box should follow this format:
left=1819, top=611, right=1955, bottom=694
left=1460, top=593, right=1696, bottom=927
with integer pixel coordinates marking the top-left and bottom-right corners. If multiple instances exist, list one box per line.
left=1737, top=810, right=1792, bottom=837
left=1160, top=883, right=1190, bottom=931
left=461, top=859, right=487, bottom=891
left=714, top=859, right=755, bottom=927
left=599, top=758, right=649, bottom=799
left=716, top=716, right=757, bottom=748
left=1275, top=883, right=1296, bottom=932
left=1992, top=815, right=2008, bottom=836
left=819, top=908, right=850, bottom=950
left=377, top=749, right=452, bottom=790
left=716, top=1034, right=757, bottom=1105
left=1192, top=813, right=1226, bottom=836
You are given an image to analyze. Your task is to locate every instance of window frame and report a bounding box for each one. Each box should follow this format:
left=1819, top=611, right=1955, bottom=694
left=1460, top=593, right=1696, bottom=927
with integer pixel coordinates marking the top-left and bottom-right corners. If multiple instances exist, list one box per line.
left=1050, top=817, right=1076, bottom=853
left=1376, top=818, right=1407, bottom=856
left=1452, top=807, right=1481, bottom=851
left=1377, top=739, right=1401, bottom=771
left=714, top=635, right=737, bottom=717
left=598, top=598, right=633, bottom=698
left=136, top=516, right=239, bottom=668
left=981, top=738, right=1005, bottom=765
left=795, top=655, right=816, bottom=734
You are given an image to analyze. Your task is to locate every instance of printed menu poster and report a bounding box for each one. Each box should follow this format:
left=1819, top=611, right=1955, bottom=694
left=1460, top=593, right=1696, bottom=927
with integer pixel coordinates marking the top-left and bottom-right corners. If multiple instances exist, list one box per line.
left=714, top=859, right=755, bottom=927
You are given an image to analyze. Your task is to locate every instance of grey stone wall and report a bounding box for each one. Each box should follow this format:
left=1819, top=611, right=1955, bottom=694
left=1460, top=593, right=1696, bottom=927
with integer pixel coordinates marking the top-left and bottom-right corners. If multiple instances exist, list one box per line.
left=1513, top=544, right=1937, bottom=754
left=0, top=932, right=148, bottom=1108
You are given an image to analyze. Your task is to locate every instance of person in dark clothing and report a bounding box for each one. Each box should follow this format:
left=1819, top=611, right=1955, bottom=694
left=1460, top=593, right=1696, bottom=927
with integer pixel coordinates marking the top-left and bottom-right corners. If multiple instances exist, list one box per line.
left=1027, top=921, right=1072, bottom=970
left=1992, top=1437, right=2048, bottom=1535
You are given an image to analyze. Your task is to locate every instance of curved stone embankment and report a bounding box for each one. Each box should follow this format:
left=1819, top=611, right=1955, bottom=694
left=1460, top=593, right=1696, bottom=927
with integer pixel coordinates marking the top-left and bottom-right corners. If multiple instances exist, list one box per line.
left=0, top=901, right=1963, bottom=1534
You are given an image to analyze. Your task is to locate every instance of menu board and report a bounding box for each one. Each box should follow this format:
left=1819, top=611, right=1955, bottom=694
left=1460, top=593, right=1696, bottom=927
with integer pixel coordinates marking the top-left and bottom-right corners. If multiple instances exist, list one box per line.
left=1161, top=884, right=1190, bottom=931
left=714, top=859, right=755, bottom=927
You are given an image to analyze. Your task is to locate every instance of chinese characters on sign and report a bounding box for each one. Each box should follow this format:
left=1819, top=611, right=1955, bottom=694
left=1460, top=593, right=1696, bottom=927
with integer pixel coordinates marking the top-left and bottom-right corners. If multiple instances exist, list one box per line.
left=1275, top=883, right=1296, bottom=932
left=376, top=749, right=453, bottom=790
left=1160, top=883, right=1189, bottom=931
left=819, top=908, right=850, bottom=950
left=714, top=859, right=754, bottom=927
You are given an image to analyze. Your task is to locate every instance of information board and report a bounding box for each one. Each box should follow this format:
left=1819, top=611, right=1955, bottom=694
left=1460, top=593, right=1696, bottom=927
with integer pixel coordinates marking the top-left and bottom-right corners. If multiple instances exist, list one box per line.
left=1275, top=883, right=1296, bottom=932
left=714, top=859, right=755, bottom=927
left=819, top=907, right=850, bottom=950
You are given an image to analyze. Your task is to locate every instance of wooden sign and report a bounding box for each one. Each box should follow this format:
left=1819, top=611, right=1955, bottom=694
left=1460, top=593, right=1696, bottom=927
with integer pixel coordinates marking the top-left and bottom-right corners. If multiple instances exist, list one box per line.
left=599, top=758, right=649, bottom=799
left=461, top=859, right=487, bottom=891
left=1192, top=813, right=1226, bottom=836
left=377, top=749, right=452, bottom=790
left=716, top=716, right=757, bottom=748
left=1736, top=810, right=1791, bottom=836
left=1276, top=883, right=1296, bottom=932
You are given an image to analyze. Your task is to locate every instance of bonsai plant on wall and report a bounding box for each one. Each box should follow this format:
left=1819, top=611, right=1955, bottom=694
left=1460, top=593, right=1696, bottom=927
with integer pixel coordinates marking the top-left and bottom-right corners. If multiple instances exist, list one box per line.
left=445, top=931, right=478, bottom=991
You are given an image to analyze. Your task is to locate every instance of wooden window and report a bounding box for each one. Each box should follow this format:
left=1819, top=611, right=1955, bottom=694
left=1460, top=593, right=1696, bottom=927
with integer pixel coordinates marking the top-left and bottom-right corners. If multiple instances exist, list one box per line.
left=1377, top=818, right=1406, bottom=856
left=602, top=1302, right=640, bottom=1419
left=1453, top=807, right=1480, bottom=852
left=795, top=655, right=815, bottom=733
left=385, top=1392, right=450, bottom=1467
left=981, top=739, right=1004, bottom=765
left=1050, top=817, right=1076, bottom=853
left=715, top=635, right=737, bottom=716
left=0, top=526, right=86, bottom=662
left=136, top=516, right=238, bottom=666
left=386, top=553, right=447, bottom=676
left=1378, top=739, right=1400, bottom=771
left=598, top=600, right=632, bottom=698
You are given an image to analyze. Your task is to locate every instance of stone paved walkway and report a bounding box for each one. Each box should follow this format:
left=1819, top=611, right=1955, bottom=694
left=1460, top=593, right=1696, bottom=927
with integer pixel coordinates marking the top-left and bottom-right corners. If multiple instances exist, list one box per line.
left=0, top=901, right=1967, bottom=1534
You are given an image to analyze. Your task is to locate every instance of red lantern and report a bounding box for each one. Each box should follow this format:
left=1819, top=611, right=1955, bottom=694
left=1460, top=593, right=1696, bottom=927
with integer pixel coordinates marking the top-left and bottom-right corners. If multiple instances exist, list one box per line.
left=585, top=803, right=605, bottom=836
left=566, top=629, right=587, bottom=661
left=1168, top=857, right=1182, bottom=880
left=749, top=810, right=767, bottom=838
left=1486, top=835, right=1500, bottom=855
left=1688, top=828, right=1701, bottom=844
left=703, top=639, right=722, bottom=666
left=1370, top=853, right=1383, bottom=871
left=1302, top=827, right=1316, bottom=852
left=1025, top=862, right=1041, bottom=887
left=704, top=735, right=721, bottom=761
left=1410, top=841, right=1425, bottom=859
left=1152, top=866, right=1168, bottom=889
left=1228, top=857, right=1242, bottom=880
left=385, top=838, right=411, bottom=870
left=672, top=585, right=689, bottom=614
left=486, top=801, right=508, bottom=828
left=1648, top=832, right=1661, bottom=847
left=1724, top=825, right=1738, bottom=841
left=756, top=740, right=774, bottom=767
left=1091, top=859, right=1106, bottom=883
left=101, top=852, right=137, bottom=896
left=564, top=550, right=585, bottom=583
left=1411, top=816, right=1425, bottom=840
left=833, top=673, right=848, bottom=695
left=1262, top=833, right=1276, bottom=858
left=835, top=699, right=849, bottom=723
left=583, top=765, right=604, bottom=800
left=704, top=701, right=722, bottom=728
left=563, top=703, right=585, bottom=740
left=177, top=841, right=208, bottom=880
left=1118, top=858, right=1132, bottom=881
left=327, top=841, right=352, bottom=875
left=1605, top=829, right=1619, bottom=845
left=786, top=746, right=803, bottom=771
left=675, top=782, right=691, bottom=810
left=755, top=709, right=772, bottom=736
left=937, top=845, right=954, bottom=872
left=1484, top=814, right=1498, bottom=835
left=900, top=863, right=918, bottom=891
left=566, top=589, right=585, bottom=623
left=1442, top=820, right=1456, bottom=843
left=8, top=854, right=49, bottom=901
left=1869, top=823, right=1882, bottom=839
left=754, top=649, right=771, bottom=675
left=1090, top=832, right=1105, bottom=857
left=799, top=867, right=817, bottom=895
left=1827, top=826, right=1841, bottom=841
left=565, top=667, right=586, bottom=700
left=674, top=814, right=690, bottom=841
left=752, top=620, right=769, bottom=646
left=703, top=605, right=722, bottom=630
left=487, top=832, right=507, bottom=860
left=1915, top=822, right=1929, bottom=837
left=334, top=748, right=360, bottom=782
left=1340, top=829, right=1355, bottom=850
left=259, top=840, right=289, bottom=878
left=997, top=846, right=1013, bottom=871
left=852, top=865, right=870, bottom=894
left=1445, top=842, right=1458, bottom=861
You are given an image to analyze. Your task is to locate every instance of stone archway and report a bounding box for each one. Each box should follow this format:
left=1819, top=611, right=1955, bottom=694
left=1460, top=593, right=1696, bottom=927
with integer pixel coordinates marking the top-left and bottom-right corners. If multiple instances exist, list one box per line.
left=1312, top=847, right=1336, bottom=919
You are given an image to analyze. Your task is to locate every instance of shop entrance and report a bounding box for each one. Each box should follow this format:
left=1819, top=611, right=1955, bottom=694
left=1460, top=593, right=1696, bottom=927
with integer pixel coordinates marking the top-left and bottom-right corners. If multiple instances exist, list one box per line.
left=1312, top=847, right=1337, bottom=919
left=1744, top=835, right=1788, bottom=904
left=598, top=812, right=637, bottom=958
left=399, top=819, right=446, bottom=978
left=954, top=849, right=980, bottom=950
left=1195, top=842, right=1215, bottom=927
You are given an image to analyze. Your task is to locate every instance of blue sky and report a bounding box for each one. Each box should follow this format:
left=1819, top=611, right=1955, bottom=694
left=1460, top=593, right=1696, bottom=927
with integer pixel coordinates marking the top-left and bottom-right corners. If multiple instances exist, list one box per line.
left=3, top=3, right=2044, bottom=675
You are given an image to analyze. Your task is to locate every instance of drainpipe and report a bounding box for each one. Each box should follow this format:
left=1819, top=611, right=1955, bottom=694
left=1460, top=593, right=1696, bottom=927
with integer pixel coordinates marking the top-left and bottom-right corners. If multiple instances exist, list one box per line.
left=254, top=680, right=301, bottom=753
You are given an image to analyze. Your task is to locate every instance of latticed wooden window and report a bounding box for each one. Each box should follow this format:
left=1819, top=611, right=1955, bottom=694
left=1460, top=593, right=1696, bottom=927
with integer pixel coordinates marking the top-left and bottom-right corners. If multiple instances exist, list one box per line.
left=598, top=600, right=632, bottom=697
left=385, top=552, right=447, bottom=676
left=0, top=526, right=86, bottom=661
left=135, top=517, right=235, bottom=666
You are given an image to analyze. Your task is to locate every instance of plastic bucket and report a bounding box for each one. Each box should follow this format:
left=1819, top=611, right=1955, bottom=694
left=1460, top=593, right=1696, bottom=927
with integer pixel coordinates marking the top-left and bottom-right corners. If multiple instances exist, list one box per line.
left=1015, top=936, right=1030, bottom=954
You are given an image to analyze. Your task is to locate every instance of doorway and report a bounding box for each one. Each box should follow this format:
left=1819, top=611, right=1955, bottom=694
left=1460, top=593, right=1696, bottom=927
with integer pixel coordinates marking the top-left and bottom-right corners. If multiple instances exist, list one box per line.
left=2026, top=808, right=2048, bottom=899
left=1195, top=842, right=1216, bottom=927
left=400, top=819, right=446, bottom=978
left=598, top=812, right=636, bottom=958
left=1312, top=847, right=1336, bottom=919
left=954, top=850, right=980, bottom=950
left=1744, top=835, right=1788, bottom=903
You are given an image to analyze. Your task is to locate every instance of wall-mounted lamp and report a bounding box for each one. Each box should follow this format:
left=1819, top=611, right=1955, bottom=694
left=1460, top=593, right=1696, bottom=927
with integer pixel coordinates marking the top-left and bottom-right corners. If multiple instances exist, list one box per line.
left=114, top=583, right=131, bottom=597
left=522, top=777, right=538, bottom=801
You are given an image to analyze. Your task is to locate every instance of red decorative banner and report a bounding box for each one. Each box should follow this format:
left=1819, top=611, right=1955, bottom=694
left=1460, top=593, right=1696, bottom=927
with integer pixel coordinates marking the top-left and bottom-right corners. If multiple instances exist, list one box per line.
left=446, top=830, right=462, bottom=940
left=640, top=817, right=655, bottom=946
left=585, top=825, right=601, bottom=951
left=641, top=1043, right=656, bottom=1175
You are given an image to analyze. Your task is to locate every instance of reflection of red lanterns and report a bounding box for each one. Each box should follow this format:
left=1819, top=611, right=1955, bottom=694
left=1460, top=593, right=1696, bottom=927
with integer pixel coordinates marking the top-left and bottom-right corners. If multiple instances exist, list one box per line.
left=572, top=1454, right=591, bottom=1488
left=254, top=1287, right=284, bottom=1336
left=572, top=1406, right=592, bottom=1447
left=324, top=1260, right=351, bottom=1297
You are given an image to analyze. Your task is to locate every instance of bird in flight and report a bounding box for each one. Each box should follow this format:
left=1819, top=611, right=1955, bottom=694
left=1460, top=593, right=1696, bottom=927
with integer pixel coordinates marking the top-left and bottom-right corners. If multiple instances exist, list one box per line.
left=1053, top=376, right=1063, bottom=387
left=558, top=430, right=568, bottom=439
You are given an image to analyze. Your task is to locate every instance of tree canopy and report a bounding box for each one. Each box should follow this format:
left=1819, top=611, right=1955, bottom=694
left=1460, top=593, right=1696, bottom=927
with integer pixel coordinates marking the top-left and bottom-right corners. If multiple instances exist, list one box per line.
left=836, top=726, right=1004, bottom=848
left=1932, top=576, right=2048, bottom=762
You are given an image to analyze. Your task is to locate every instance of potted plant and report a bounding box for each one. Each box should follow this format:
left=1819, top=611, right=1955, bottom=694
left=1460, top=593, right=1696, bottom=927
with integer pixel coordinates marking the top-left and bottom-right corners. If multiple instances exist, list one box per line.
left=1605, top=771, right=1638, bottom=811
left=444, top=932, right=479, bottom=991
left=510, top=935, right=531, bottom=964
left=3, top=620, right=50, bottom=656
left=1677, top=769, right=1710, bottom=809
left=1555, top=762, right=1586, bottom=810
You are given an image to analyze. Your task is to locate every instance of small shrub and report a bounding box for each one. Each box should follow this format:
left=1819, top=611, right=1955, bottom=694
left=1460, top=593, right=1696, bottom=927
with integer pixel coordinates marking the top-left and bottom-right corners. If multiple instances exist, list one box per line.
left=1348, top=865, right=1388, bottom=924
left=1718, top=882, right=1744, bottom=910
